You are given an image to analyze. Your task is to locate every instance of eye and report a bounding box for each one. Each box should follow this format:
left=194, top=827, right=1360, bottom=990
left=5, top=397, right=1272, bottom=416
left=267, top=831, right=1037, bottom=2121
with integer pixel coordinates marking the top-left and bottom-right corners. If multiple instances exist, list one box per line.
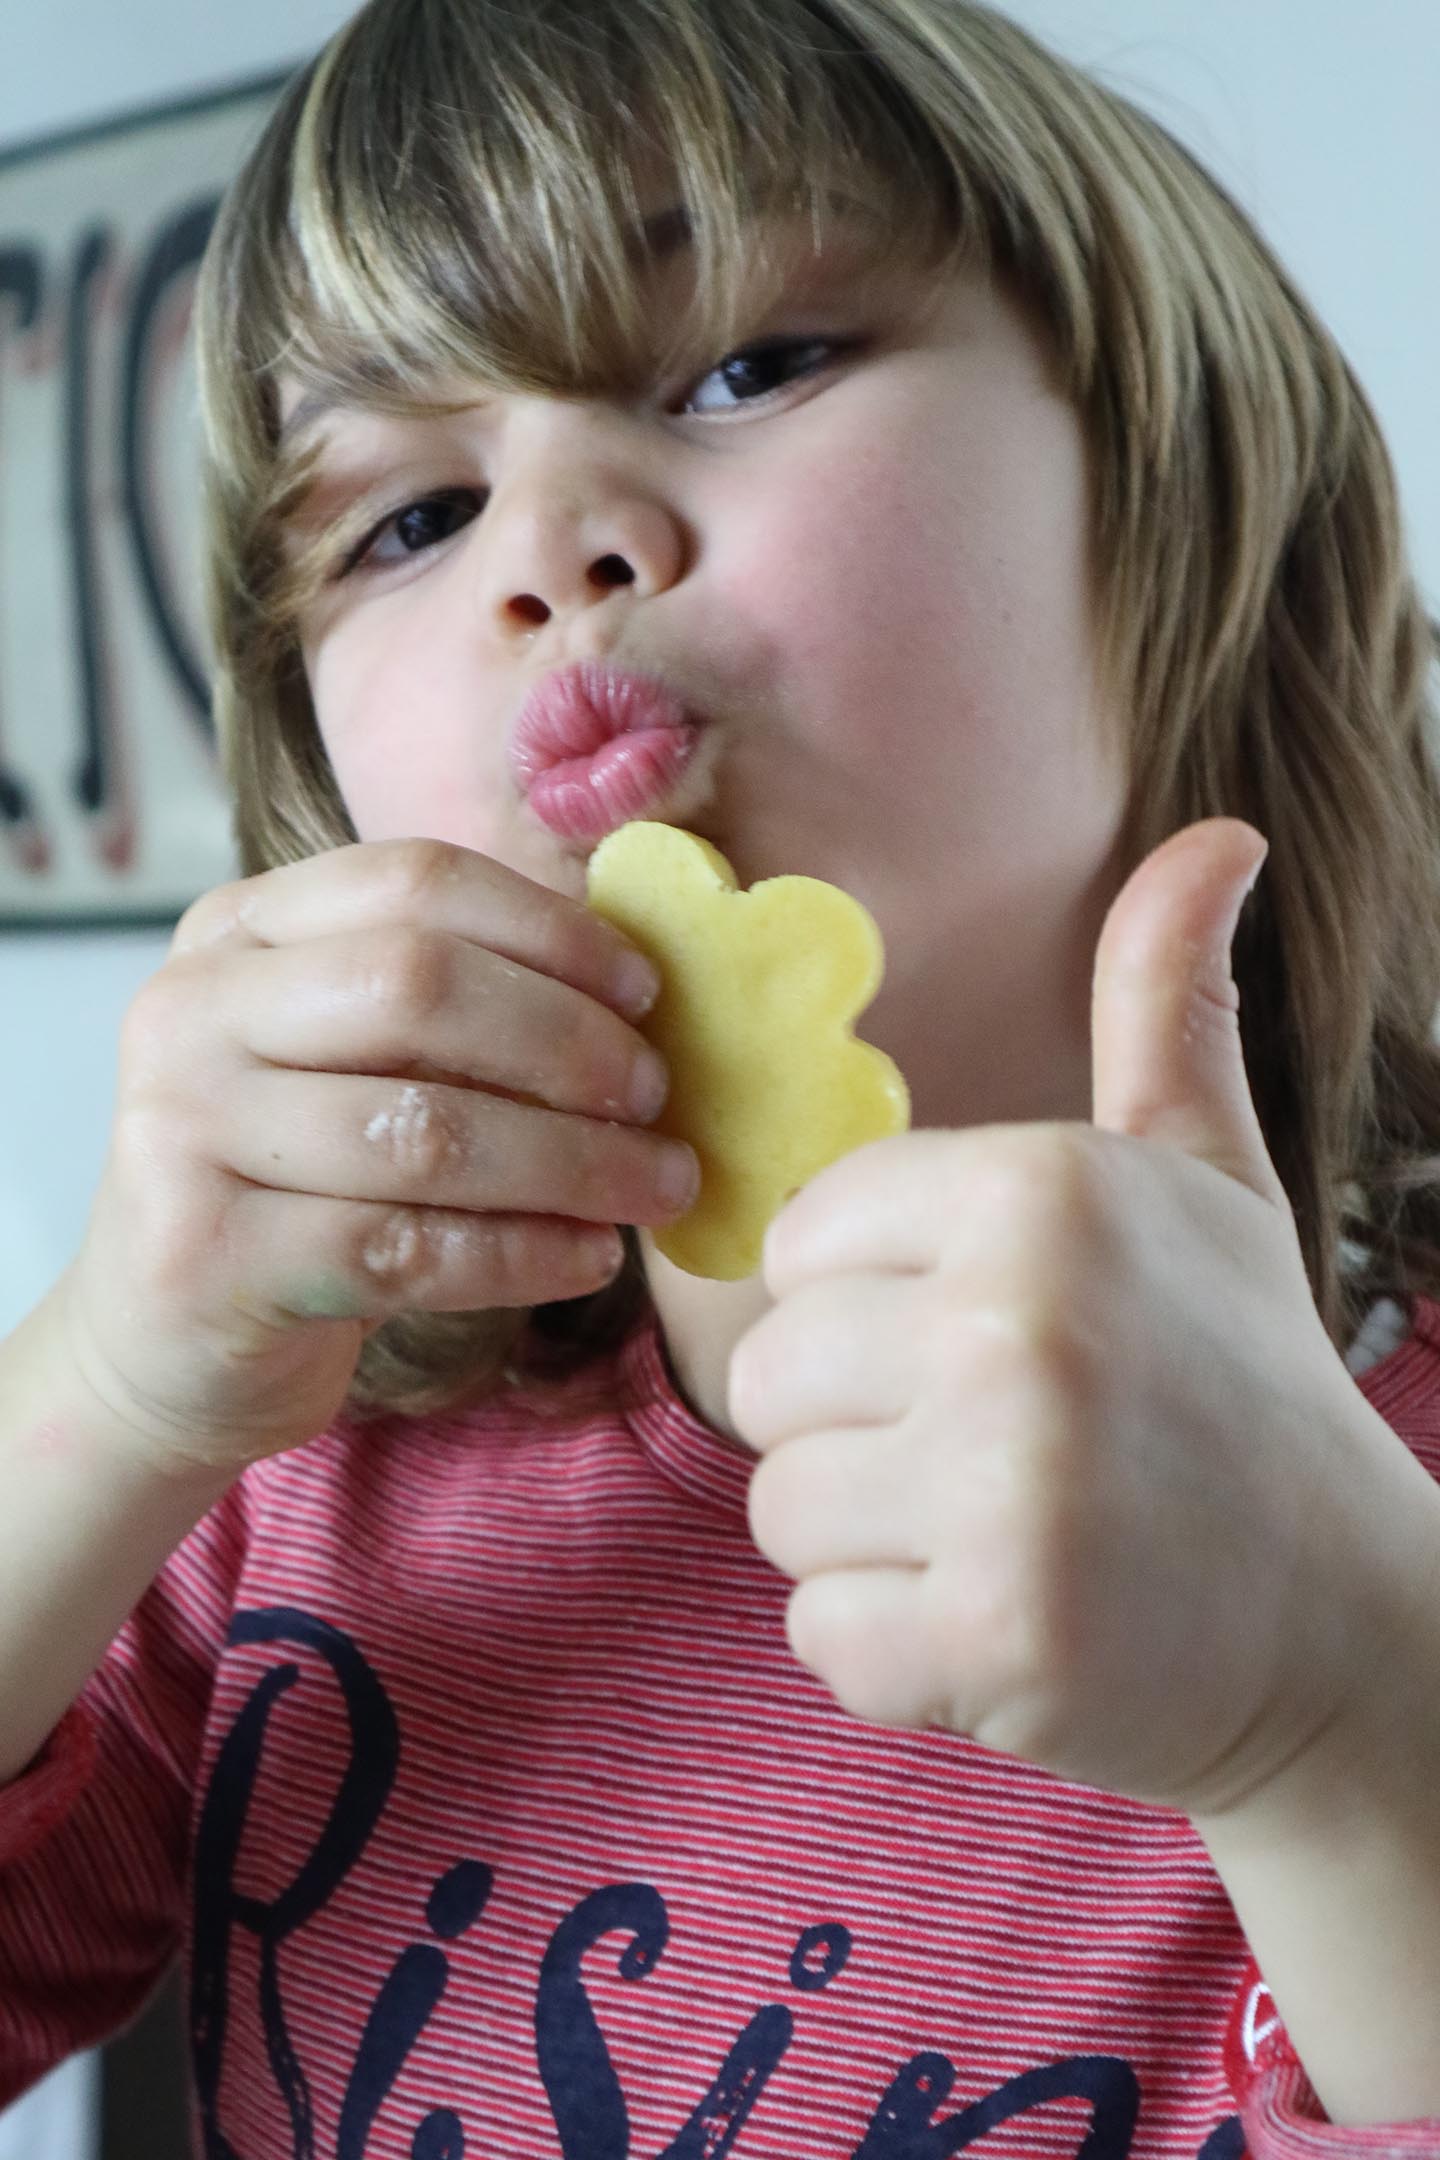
left=681, top=335, right=854, bottom=417
left=341, top=487, right=484, bottom=576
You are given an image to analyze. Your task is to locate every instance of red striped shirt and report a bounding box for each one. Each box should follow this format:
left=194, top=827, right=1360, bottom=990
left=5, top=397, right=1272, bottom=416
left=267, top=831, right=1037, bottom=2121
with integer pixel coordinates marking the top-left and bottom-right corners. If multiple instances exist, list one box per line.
left=3, top=1297, right=1440, bottom=2158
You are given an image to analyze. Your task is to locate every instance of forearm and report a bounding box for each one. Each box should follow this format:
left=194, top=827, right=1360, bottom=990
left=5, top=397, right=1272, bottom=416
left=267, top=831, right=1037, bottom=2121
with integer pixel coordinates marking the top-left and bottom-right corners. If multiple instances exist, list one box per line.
left=1194, top=1526, right=1440, bottom=2126
left=0, top=1276, right=234, bottom=1788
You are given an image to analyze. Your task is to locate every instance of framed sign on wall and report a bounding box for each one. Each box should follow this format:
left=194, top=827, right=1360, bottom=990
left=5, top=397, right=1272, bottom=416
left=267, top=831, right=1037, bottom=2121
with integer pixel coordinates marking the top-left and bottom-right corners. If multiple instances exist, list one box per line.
left=0, top=73, right=288, bottom=927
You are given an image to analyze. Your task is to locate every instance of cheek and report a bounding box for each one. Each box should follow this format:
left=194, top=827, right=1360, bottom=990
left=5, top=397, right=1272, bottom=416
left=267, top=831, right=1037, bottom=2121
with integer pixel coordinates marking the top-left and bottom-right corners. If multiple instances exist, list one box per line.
left=739, top=401, right=1106, bottom=798
left=306, top=612, right=501, bottom=849
left=724, top=437, right=1010, bottom=762
left=747, top=442, right=923, bottom=643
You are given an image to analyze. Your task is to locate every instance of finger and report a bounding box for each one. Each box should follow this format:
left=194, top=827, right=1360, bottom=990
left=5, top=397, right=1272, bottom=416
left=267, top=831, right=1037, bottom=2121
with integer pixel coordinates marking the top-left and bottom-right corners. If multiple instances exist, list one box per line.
left=783, top=1568, right=941, bottom=1731
left=214, top=929, right=669, bottom=1122
left=760, top=1128, right=987, bottom=1294
left=1090, top=818, right=1287, bottom=1209
left=728, top=1275, right=921, bottom=1449
left=172, top=837, right=661, bottom=1020
left=224, top=1188, right=628, bottom=1322
left=748, top=1424, right=925, bottom=1576
left=212, top=1069, right=700, bottom=1225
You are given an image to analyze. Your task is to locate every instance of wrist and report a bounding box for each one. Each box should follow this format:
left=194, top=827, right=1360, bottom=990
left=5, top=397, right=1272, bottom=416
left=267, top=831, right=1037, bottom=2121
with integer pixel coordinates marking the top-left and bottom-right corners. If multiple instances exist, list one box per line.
left=12, top=1275, right=239, bottom=1503
left=1196, top=1398, right=1440, bottom=1847
left=1196, top=1742, right=1440, bottom=2125
left=1190, top=1425, right=1440, bottom=2125
left=0, top=1281, right=238, bottom=1792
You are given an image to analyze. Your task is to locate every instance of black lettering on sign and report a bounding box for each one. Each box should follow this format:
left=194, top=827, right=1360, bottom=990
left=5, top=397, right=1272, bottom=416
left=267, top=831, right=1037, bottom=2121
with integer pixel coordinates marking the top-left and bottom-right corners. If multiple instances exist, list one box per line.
left=64, top=222, right=130, bottom=864
left=0, top=243, right=46, bottom=872
left=0, top=78, right=284, bottom=921
left=120, top=194, right=219, bottom=730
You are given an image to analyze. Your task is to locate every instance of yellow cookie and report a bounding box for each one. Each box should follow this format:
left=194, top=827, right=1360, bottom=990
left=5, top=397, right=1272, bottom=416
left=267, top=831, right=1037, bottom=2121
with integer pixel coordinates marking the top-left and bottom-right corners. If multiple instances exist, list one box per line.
left=586, top=821, right=910, bottom=1279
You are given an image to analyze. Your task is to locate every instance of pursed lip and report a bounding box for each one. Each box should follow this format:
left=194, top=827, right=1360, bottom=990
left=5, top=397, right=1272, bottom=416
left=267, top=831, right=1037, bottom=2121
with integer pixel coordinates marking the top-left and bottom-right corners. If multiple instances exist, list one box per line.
left=508, top=659, right=699, bottom=789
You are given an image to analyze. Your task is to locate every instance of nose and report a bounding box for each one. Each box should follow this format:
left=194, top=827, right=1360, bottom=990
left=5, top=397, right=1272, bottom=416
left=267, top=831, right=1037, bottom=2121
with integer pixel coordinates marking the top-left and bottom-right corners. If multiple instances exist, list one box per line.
left=478, top=405, right=688, bottom=638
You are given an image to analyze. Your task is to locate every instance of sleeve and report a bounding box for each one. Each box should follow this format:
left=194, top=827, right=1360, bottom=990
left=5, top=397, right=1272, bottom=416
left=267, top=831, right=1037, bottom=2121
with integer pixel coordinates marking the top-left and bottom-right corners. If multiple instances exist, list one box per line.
left=0, top=1473, right=249, bottom=2111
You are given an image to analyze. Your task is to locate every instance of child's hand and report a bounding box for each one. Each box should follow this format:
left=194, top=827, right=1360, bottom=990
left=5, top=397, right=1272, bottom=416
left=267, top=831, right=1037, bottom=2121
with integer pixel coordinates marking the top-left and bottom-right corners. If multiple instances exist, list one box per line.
left=59, top=839, right=698, bottom=1478
left=732, top=819, right=1439, bottom=1816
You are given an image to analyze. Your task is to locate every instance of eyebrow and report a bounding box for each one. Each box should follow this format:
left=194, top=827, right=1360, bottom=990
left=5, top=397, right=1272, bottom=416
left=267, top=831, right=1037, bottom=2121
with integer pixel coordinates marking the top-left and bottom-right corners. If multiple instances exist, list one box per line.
left=278, top=194, right=875, bottom=447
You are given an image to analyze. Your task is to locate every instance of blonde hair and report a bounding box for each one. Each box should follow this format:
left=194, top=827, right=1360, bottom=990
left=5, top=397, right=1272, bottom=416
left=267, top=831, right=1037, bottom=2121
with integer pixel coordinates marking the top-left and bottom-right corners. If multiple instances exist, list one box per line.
left=193, top=0, right=1440, bottom=1418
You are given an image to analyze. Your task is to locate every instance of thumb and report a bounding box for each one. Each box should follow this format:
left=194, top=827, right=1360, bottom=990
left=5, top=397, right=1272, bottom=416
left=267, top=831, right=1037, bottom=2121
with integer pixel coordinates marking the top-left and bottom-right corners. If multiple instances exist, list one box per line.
left=1090, top=817, right=1287, bottom=1208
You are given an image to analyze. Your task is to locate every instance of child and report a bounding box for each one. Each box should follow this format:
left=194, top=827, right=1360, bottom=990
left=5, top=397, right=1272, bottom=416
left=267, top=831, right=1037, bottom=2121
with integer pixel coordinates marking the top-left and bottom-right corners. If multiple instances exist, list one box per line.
left=4, top=0, right=1440, bottom=2148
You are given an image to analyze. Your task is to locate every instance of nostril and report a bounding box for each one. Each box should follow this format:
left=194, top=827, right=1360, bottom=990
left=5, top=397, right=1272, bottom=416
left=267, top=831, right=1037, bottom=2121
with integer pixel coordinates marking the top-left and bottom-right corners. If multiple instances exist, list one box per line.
left=510, top=594, right=550, bottom=626
left=590, top=555, right=637, bottom=591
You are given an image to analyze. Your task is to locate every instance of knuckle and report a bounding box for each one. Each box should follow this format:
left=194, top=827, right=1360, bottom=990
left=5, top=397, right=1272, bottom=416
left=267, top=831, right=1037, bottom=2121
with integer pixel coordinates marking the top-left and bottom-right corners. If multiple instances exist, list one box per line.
left=353, top=1207, right=438, bottom=1297
left=353, top=1208, right=543, bottom=1307
left=786, top=1581, right=886, bottom=1723
left=361, top=1082, right=464, bottom=1187
left=143, top=1195, right=227, bottom=1310
left=556, top=1113, right=621, bottom=1207
left=726, top=1330, right=768, bottom=1433
left=1032, top=1306, right=1106, bottom=1420
left=1014, top=1131, right=1079, bottom=1218
left=946, top=1290, right=1101, bottom=1412
left=977, top=1440, right=1088, bottom=1713
left=991, top=1125, right=1094, bottom=1225
left=575, top=1000, right=637, bottom=1110
left=571, top=911, right=639, bottom=996
left=118, top=963, right=205, bottom=1084
left=783, top=1575, right=832, bottom=1672
left=472, top=1216, right=557, bottom=1304
left=365, top=925, right=455, bottom=1025
left=746, top=1450, right=794, bottom=1565
left=97, top=1134, right=225, bottom=1307
left=1045, top=1130, right=1117, bottom=1251
left=928, top=1545, right=1039, bottom=1732
left=984, top=1544, right=1082, bottom=1749
left=112, top=1095, right=196, bottom=1176
left=172, top=877, right=248, bottom=953
left=998, top=1289, right=1108, bottom=1439
left=373, top=836, right=465, bottom=917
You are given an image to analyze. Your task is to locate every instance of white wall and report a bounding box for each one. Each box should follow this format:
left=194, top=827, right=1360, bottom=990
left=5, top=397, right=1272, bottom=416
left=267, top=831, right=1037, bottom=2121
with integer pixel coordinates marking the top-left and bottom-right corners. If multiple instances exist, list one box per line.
left=2, top=4, right=1436, bottom=2154
left=0, top=12, right=353, bottom=2154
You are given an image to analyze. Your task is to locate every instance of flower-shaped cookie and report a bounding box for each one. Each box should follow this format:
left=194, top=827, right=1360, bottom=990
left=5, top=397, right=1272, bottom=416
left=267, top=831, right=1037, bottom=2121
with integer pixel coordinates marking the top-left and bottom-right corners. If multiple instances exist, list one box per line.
left=586, top=821, right=911, bottom=1279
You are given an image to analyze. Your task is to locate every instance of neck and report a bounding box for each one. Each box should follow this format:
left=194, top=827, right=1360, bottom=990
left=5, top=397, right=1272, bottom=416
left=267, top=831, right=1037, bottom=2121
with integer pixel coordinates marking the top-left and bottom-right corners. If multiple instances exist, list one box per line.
left=639, top=1234, right=773, bottom=1441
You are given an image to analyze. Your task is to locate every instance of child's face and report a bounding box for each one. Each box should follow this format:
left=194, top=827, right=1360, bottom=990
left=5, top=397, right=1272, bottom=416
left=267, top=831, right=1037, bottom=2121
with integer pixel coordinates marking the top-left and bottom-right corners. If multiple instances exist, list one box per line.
left=286, top=207, right=1131, bottom=1128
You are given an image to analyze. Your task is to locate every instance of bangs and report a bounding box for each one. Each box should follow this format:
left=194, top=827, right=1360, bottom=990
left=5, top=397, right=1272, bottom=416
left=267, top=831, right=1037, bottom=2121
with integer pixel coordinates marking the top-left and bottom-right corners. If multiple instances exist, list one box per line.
left=219, top=0, right=976, bottom=446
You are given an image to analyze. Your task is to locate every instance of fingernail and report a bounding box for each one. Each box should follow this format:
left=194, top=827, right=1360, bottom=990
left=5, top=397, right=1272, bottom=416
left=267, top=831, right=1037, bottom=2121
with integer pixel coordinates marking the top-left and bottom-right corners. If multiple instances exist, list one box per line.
left=658, top=1142, right=701, bottom=1211
left=1242, top=843, right=1268, bottom=899
left=576, top=1229, right=625, bottom=1279
left=629, top=1046, right=670, bottom=1121
left=613, top=951, right=662, bottom=1018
